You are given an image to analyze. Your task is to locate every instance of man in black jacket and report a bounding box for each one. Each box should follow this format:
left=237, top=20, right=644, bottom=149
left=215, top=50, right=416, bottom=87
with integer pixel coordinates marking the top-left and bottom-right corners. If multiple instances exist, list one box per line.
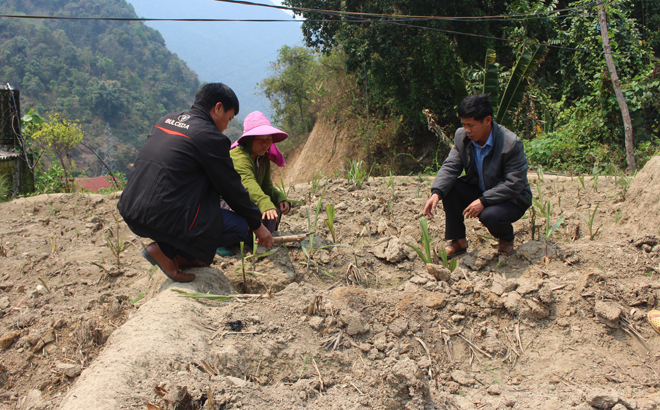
left=423, top=94, right=532, bottom=257
left=118, top=83, right=273, bottom=282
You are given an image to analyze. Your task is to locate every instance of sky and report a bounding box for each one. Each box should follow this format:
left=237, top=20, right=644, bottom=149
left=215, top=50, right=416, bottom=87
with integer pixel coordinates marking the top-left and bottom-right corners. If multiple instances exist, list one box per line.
left=128, top=0, right=304, bottom=117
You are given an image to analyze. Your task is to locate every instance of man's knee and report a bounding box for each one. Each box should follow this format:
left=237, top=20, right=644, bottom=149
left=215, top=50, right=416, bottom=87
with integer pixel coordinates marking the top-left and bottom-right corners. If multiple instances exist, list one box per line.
left=479, top=207, right=509, bottom=226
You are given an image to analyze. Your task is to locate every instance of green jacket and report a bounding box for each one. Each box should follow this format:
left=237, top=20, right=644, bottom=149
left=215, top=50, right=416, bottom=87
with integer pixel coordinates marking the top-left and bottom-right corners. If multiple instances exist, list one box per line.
left=230, top=145, right=287, bottom=213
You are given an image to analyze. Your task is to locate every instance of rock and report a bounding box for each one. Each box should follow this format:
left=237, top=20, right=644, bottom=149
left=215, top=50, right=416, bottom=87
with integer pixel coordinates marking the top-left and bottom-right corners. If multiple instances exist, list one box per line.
left=226, top=376, right=248, bottom=387
left=491, top=281, right=505, bottom=296
left=424, top=293, right=448, bottom=309
left=612, top=404, right=628, bottom=410
left=42, top=329, right=56, bottom=345
left=527, top=299, right=550, bottom=319
left=27, top=331, right=41, bottom=346
left=409, top=275, right=429, bottom=285
left=504, top=399, right=516, bottom=407
left=481, top=290, right=504, bottom=309
left=20, top=389, right=49, bottom=410
left=446, top=381, right=460, bottom=394
left=487, top=384, right=501, bottom=395
left=587, top=390, right=621, bottom=409
left=426, top=264, right=451, bottom=282
left=373, top=332, right=387, bottom=351
left=389, top=317, right=408, bottom=337
left=308, top=316, right=324, bottom=330
left=0, top=330, right=20, bottom=349
left=0, top=296, right=10, bottom=310
left=451, top=370, right=474, bottom=386
left=384, top=237, right=407, bottom=263
left=336, top=202, right=348, bottom=211
left=56, top=362, right=81, bottom=378
left=340, top=310, right=368, bottom=336
left=32, top=340, right=45, bottom=353
left=474, top=247, right=498, bottom=270
left=518, top=240, right=556, bottom=262
left=516, top=277, right=544, bottom=295
left=619, top=397, right=638, bottom=410
left=595, top=301, right=622, bottom=328
left=455, top=279, right=473, bottom=295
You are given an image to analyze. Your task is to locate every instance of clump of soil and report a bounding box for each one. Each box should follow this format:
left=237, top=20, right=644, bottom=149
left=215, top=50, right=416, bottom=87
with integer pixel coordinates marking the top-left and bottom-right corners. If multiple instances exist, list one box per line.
left=2, top=164, right=660, bottom=410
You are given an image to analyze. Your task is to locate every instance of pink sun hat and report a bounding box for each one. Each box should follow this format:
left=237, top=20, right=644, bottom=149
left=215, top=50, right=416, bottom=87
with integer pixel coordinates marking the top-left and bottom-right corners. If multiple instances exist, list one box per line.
left=238, top=111, right=288, bottom=143
left=230, top=111, right=288, bottom=167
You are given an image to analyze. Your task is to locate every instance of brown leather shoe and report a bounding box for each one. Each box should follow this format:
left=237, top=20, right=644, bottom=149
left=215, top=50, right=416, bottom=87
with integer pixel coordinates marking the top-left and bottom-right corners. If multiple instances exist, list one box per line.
left=498, top=239, right=514, bottom=255
left=445, top=239, right=468, bottom=259
left=174, top=255, right=209, bottom=268
left=142, top=243, right=196, bottom=282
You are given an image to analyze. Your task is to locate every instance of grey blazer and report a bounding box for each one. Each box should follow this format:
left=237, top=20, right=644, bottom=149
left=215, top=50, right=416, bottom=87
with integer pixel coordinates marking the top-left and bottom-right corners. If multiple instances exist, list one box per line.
left=430, top=122, right=532, bottom=210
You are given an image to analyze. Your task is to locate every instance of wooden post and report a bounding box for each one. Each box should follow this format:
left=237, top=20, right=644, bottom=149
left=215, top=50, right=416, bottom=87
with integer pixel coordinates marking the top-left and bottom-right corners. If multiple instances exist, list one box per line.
left=597, top=0, right=636, bottom=173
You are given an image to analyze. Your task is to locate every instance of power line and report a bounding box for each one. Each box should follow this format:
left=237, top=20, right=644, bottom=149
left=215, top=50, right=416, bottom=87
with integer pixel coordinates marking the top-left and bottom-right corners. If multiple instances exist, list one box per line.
left=213, top=0, right=599, bottom=22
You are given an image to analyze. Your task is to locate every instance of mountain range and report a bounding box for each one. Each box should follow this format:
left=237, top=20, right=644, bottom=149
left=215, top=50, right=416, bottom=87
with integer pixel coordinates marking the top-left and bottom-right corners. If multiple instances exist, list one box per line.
left=127, top=0, right=303, bottom=117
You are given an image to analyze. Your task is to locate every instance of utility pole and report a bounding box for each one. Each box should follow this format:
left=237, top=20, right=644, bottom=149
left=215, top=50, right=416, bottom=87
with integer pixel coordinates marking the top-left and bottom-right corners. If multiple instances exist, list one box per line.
left=597, top=0, right=636, bottom=173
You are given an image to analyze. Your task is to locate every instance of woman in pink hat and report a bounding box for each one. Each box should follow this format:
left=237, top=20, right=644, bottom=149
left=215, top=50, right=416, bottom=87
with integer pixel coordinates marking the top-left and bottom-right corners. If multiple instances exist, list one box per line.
left=216, top=111, right=289, bottom=255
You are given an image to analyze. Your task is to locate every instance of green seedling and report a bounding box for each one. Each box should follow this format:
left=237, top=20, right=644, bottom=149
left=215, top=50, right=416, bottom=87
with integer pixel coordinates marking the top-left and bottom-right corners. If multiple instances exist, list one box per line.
left=234, top=235, right=280, bottom=291
left=386, top=171, right=396, bottom=200
left=171, top=289, right=236, bottom=301
left=592, top=175, right=599, bottom=192
left=346, top=159, right=371, bottom=188
left=477, top=234, right=498, bottom=243
left=415, top=185, right=421, bottom=199
left=324, top=204, right=336, bottom=242
left=615, top=176, right=630, bottom=201
left=439, top=247, right=458, bottom=272
left=497, top=261, right=508, bottom=268
left=614, top=209, right=623, bottom=224
left=579, top=203, right=601, bottom=240
left=577, top=175, right=585, bottom=190
left=644, top=269, right=653, bottom=276
left=405, top=217, right=433, bottom=264
left=104, top=211, right=135, bottom=265
left=528, top=207, right=538, bottom=241
left=277, top=175, right=292, bottom=198
left=309, top=170, right=324, bottom=198
left=537, top=165, right=545, bottom=183
left=532, top=197, right=564, bottom=258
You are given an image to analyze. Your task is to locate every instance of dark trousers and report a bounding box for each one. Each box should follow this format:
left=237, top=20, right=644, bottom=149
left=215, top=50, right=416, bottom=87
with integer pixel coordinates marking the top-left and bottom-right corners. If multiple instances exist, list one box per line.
left=156, top=208, right=248, bottom=264
left=442, top=179, right=527, bottom=242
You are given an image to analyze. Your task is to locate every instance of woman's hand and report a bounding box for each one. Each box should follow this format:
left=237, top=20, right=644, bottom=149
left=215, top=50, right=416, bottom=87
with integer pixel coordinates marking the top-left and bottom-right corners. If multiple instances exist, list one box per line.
left=262, top=208, right=278, bottom=220
left=279, top=201, right=290, bottom=215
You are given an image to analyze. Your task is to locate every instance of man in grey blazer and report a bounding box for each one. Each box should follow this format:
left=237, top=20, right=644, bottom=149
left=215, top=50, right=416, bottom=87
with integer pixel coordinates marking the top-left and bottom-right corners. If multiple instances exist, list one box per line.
left=423, top=94, right=532, bottom=257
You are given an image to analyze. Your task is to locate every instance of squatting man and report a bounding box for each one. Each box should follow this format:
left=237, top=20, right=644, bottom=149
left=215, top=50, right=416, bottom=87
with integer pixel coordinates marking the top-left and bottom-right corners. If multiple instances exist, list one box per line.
left=423, top=94, right=533, bottom=258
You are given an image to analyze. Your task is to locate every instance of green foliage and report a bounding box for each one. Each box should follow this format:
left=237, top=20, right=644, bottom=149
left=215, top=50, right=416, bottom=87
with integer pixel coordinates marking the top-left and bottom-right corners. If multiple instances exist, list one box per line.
left=579, top=203, right=601, bottom=240
left=405, top=217, right=433, bottom=264
left=30, top=113, right=83, bottom=192
left=438, top=248, right=458, bottom=273
left=0, top=0, right=199, bottom=175
left=346, top=160, right=370, bottom=189
left=104, top=211, right=134, bottom=265
left=259, top=46, right=322, bottom=154
left=0, top=174, right=9, bottom=202
left=324, top=204, right=336, bottom=243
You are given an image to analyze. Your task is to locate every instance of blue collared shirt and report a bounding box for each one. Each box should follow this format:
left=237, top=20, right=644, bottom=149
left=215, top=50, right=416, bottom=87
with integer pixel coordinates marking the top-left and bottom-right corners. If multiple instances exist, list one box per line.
left=472, top=129, right=494, bottom=192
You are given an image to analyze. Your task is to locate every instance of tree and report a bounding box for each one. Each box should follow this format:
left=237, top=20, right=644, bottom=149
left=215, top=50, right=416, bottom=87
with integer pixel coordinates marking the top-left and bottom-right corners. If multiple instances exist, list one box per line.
left=30, top=113, right=84, bottom=192
left=259, top=46, right=320, bottom=148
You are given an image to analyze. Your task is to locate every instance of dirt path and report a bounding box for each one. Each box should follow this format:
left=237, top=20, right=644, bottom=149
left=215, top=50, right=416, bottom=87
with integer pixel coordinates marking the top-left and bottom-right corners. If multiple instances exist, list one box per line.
left=2, top=158, right=660, bottom=409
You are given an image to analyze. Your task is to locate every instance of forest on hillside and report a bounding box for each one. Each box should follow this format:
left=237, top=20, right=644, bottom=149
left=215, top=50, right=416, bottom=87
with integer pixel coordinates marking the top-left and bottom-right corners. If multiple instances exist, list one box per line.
left=0, top=0, right=200, bottom=175
left=265, top=0, right=660, bottom=175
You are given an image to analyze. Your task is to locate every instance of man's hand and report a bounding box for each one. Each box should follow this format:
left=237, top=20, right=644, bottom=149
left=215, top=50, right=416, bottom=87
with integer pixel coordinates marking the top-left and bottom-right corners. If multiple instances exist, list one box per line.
left=262, top=208, right=278, bottom=220
left=423, top=194, right=440, bottom=219
left=254, top=224, right=274, bottom=248
left=279, top=201, right=290, bottom=215
left=463, top=199, right=485, bottom=219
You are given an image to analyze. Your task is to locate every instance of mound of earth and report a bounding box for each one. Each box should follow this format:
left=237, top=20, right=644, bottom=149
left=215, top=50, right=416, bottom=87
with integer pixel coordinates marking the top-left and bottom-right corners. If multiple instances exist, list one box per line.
left=622, top=155, right=660, bottom=235
left=1, top=170, right=660, bottom=410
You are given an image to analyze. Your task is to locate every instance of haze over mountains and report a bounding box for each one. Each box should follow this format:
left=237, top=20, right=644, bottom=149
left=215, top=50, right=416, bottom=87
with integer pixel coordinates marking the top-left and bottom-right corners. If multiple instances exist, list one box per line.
left=128, top=0, right=303, bottom=117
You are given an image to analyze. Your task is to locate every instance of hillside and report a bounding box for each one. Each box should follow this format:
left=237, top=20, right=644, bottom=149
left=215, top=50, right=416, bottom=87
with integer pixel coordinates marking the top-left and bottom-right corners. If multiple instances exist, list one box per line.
left=0, top=0, right=200, bottom=175
left=2, top=158, right=660, bottom=409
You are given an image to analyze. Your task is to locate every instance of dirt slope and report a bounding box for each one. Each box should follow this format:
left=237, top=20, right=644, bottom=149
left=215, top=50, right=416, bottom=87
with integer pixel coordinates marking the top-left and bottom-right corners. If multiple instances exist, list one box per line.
left=282, top=118, right=358, bottom=185
left=1, top=159, right=660, bottom=409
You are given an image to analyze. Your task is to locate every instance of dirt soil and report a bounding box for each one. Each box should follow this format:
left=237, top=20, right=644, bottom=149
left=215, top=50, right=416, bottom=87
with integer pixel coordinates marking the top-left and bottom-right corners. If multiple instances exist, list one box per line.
left=2, top=157, right=660, bottom=410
